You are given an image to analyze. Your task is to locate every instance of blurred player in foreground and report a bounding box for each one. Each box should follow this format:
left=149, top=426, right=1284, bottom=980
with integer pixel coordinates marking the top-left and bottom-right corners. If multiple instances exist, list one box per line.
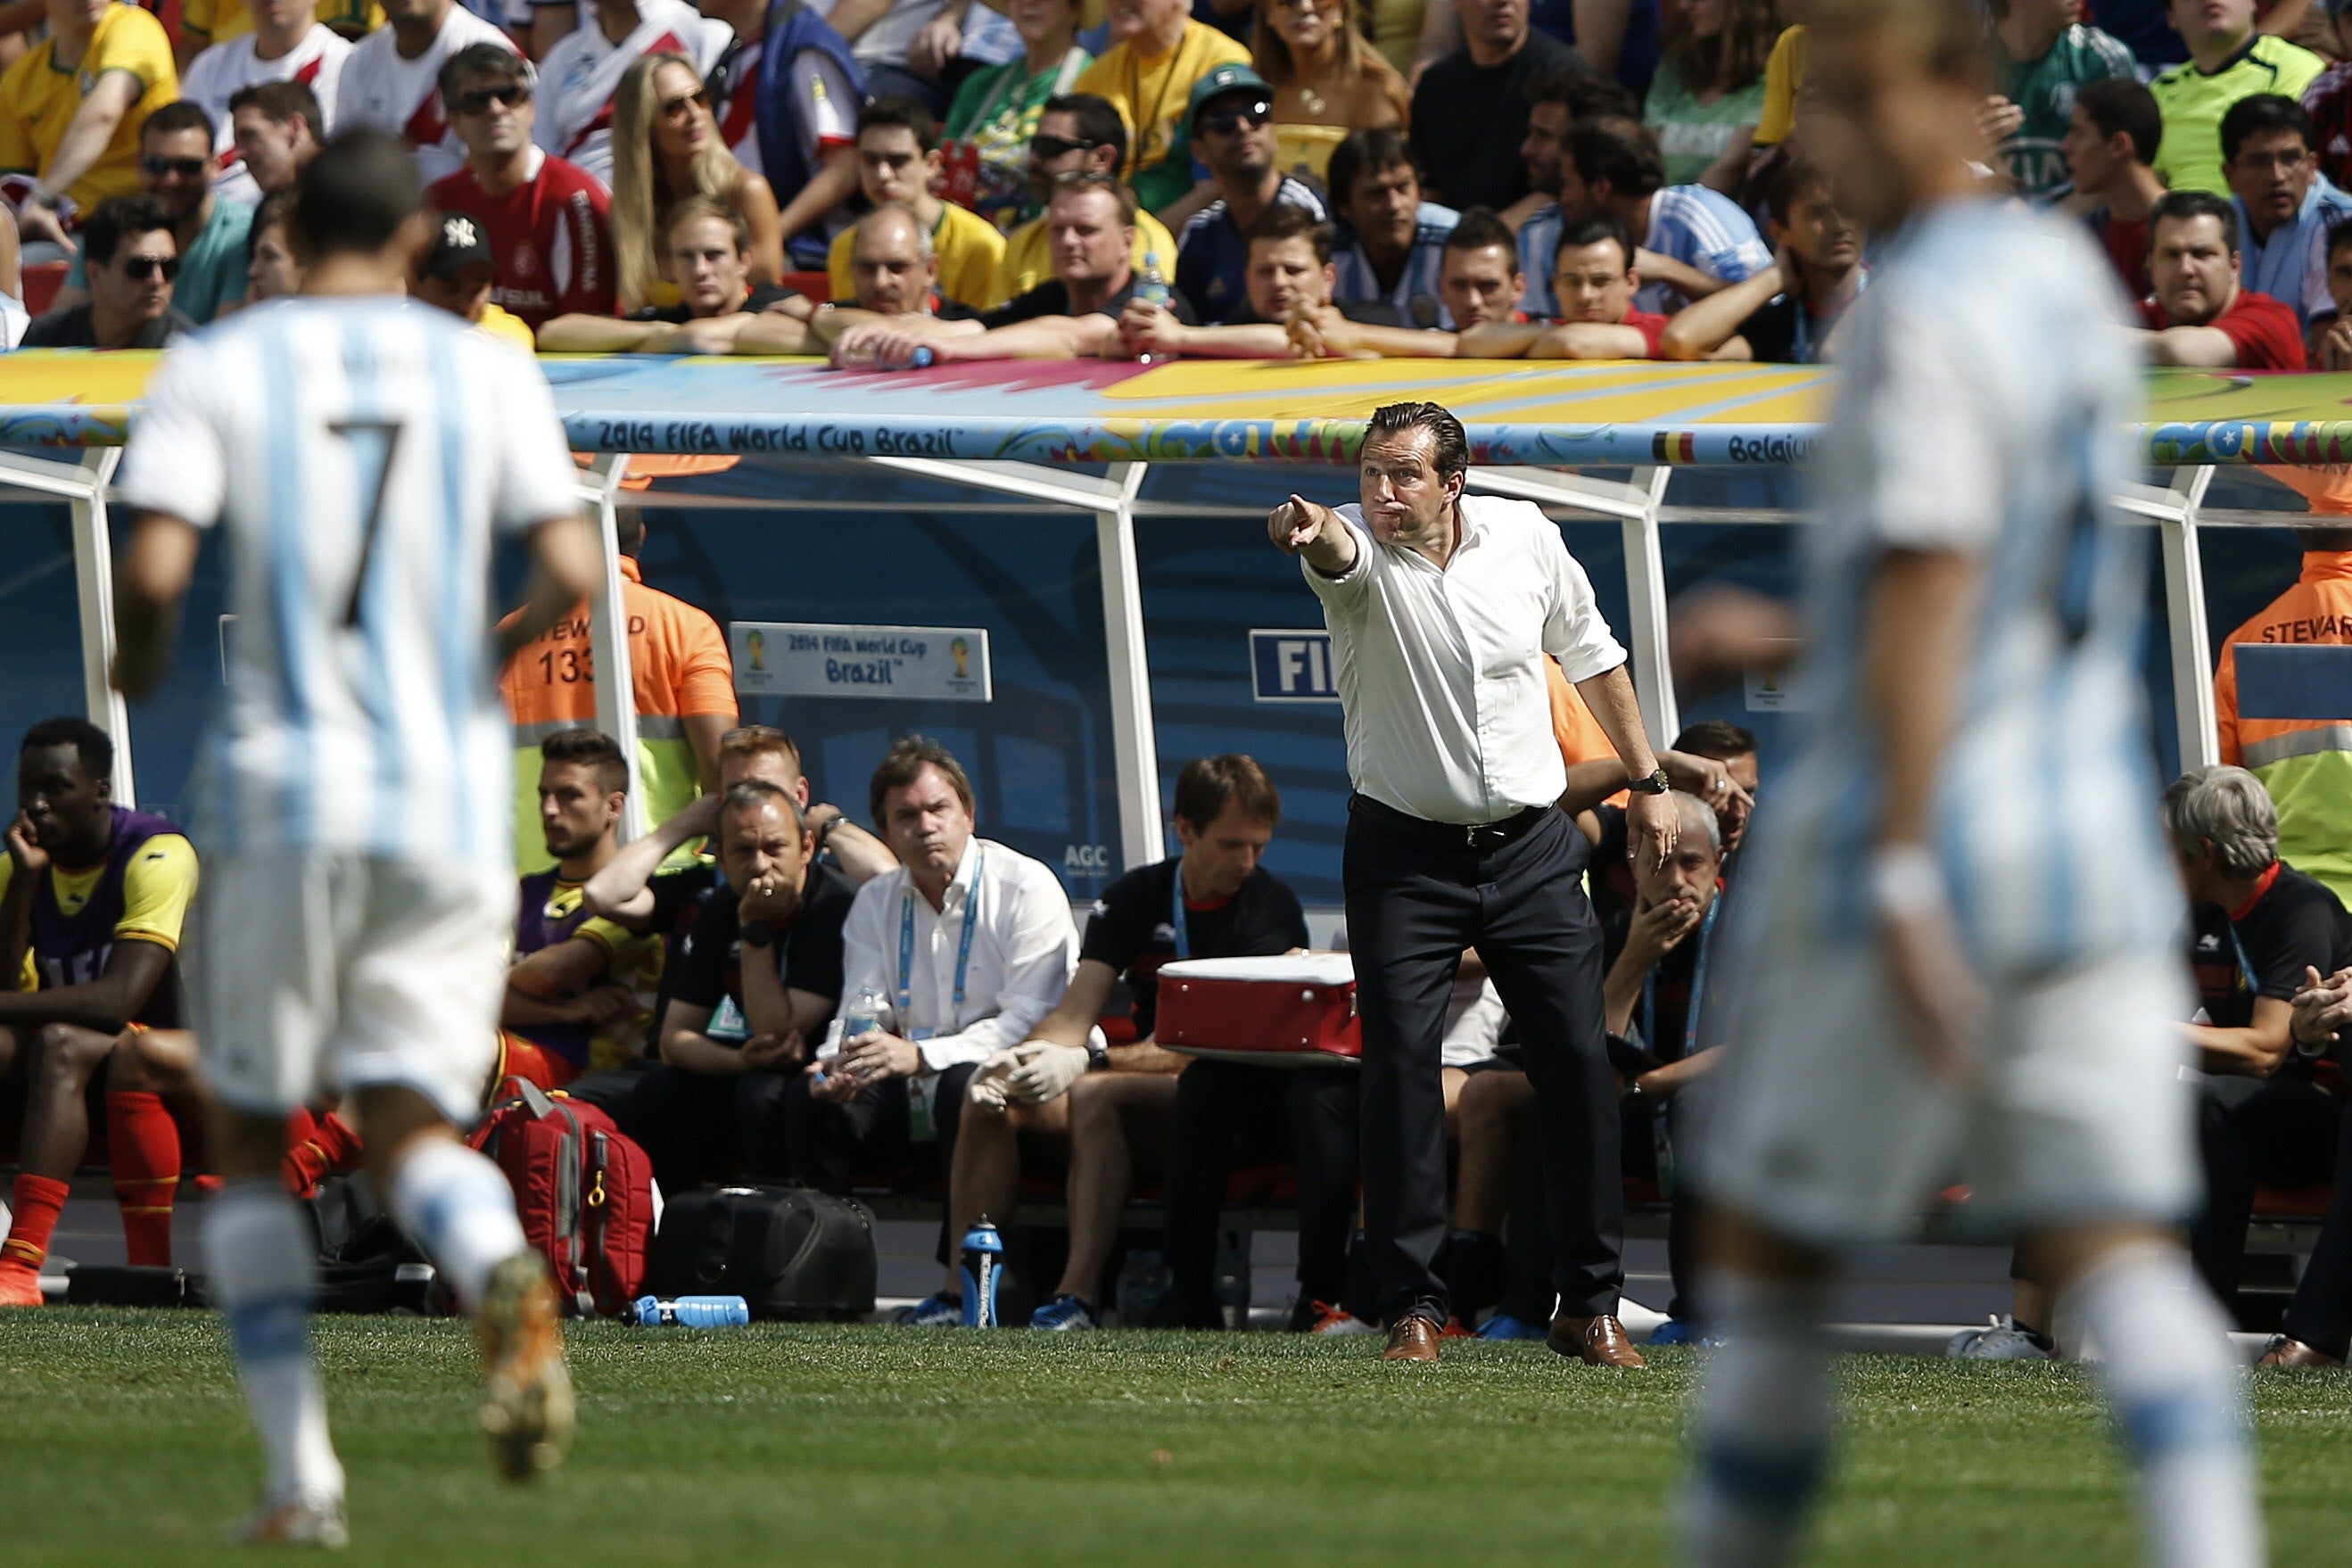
left=1682, top=5, right=2265, bottom=1567
left=110, top=128, right=605, bottom=1545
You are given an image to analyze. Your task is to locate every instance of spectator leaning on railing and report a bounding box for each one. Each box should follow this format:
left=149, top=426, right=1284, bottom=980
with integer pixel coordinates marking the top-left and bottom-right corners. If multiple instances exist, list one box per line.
left=1657, top=156, right=1864, bottom=365
left=2139, top=188, right=2308, bottom=368
left=1123, top=203, right=1367, bottom=356
left=540, top=195, right=801, bottom=351
left=1285, top=204, right=1525, bottom=359
left=1324, top=128, right=1457, bottom=328
left=1457, top=210, right=1669, bottom=359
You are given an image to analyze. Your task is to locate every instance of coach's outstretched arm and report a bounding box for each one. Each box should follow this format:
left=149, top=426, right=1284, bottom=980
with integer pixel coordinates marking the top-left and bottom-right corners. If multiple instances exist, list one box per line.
left=1267, top=493, right=1359, bottom=577
left=498, top=515, right=607, bottom=664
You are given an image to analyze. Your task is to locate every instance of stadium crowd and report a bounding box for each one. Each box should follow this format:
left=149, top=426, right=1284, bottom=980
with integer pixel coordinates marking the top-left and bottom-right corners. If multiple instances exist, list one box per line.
left=4, top=0, right=2352, bottom=371
left=0, top=0, right=2348, bottom=1370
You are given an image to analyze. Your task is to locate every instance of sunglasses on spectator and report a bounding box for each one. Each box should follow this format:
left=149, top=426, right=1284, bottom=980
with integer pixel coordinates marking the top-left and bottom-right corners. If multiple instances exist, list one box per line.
left=1028, top=132, right=1102, bottom=160
left=1198, top=99, right=1273, bottom=136
left=120, top=254, right=179, bottom=281
left=453, top=82, right=532, bottom=115
left=658, top=88, right=713, bottom=118
left=141, top=154, right=207, bottom=179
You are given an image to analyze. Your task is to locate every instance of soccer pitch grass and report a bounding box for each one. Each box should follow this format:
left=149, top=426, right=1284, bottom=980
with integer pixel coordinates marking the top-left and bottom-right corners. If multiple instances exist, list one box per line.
left=9, top=1311, right=2352, bottom=1565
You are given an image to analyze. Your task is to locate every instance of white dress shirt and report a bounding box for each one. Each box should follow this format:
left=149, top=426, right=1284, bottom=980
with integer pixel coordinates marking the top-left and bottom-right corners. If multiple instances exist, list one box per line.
left=1304, top=494, right=1627, bottom=825
left=839, top=834, right=1078, bottom=1075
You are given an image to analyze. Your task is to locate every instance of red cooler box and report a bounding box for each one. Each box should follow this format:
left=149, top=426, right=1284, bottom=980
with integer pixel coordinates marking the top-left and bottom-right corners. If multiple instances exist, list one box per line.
left=1156, top=954, right=1360, bottom=1066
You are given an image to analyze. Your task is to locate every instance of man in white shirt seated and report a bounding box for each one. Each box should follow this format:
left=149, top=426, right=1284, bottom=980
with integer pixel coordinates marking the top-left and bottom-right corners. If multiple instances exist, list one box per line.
left=788, top=736, right=1080, bottom=1323
left=181, top=0, right=351, bottom=207
left=534, top=0, right=732, bottom=187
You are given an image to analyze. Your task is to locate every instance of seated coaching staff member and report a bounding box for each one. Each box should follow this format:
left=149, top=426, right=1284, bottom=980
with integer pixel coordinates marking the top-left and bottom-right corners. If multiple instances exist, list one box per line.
left=1272, top=400, right=1677, bottom=1365
left=623, top=780, right=854, bottom=1193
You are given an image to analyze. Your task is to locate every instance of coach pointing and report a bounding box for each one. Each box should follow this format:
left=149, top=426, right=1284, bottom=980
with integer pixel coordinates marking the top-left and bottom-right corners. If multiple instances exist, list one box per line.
left=1273, top=400, right=1676, bottom=1366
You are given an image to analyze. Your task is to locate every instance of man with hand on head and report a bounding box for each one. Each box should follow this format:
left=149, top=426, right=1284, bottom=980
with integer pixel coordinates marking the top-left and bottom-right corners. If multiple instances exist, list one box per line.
left=1271, top=400, right=1676, bottom=1364
left=622, top=780, right=856, bottom=1193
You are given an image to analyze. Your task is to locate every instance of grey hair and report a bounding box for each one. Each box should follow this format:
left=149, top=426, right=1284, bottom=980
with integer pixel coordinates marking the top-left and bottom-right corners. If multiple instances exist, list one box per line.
left=720, top=778, right=805, bottom=838
left=2160, top=765, right=2277, bottom=879
left=857, top=202, right=934, bottom=263
left=1628, top=789, right=1721, bottom=858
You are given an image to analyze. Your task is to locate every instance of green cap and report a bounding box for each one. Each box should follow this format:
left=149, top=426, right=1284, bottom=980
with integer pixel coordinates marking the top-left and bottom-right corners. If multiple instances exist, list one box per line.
left=1184, top=62, right=1273, bottom=135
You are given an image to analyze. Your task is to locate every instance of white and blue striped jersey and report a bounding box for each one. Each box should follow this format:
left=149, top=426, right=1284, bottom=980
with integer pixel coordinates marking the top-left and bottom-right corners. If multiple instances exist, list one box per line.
left=1332, top=201, right=1458, bottom=328
left=116, top=296, right=582, bottom=867
left=1735, top=198, right=2180, bottom=978
left=1518, top=184, right=1770, bottom=318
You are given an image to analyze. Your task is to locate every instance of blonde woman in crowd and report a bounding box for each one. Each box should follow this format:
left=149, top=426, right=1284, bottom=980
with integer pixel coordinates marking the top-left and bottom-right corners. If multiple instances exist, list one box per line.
left=1256, top=0, right=1409, bottom=182
left=609, top=52, right=785, bottom=313
left=1644, top=0, right=1777, bottom=192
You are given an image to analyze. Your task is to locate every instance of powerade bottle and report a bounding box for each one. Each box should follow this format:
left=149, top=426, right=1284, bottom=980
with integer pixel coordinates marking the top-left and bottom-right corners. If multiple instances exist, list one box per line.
left=626, top=1294, right=751, bottom=1327
left=959, top=1217, right=1004, bottom=1327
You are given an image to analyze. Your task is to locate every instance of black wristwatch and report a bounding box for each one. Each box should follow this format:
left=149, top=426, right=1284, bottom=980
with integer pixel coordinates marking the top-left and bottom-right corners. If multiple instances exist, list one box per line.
left=1627, top=768, right=1672, bottom=795
left=740, top=919, right=779, bottom=949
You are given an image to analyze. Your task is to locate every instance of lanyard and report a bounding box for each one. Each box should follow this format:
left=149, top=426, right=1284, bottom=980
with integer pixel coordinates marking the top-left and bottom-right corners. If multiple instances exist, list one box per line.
left=1123, top=30, right=1189, bottom=177
left=898, top=846, right=984, bottom=1033
left=1642, top=894, right=1721, bottom=1061
left=1170, top=867, right=1191, bottom=960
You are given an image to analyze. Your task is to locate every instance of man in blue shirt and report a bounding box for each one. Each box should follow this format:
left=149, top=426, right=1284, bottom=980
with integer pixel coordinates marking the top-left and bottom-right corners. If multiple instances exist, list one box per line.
left=1172, top=62, right=1326, bottom=323
left=1325, top=128, right=1457, bottom=328
left=1519, top=114, right=1769, bottom=316
left=2223, top=91, right=2352, bottom=337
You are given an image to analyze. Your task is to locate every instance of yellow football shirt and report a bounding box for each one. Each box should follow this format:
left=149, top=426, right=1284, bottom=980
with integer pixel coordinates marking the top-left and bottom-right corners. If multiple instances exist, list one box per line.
left=0, top=830, right=199, bottom=989
left=1072, top=21, right=1249, bottom=213
left=0, top=4, right=179, bottom=211
left=826, top=200, right=1009, bottom=310
left=180, top=0, right=385, bottom=45
left=1754, top=25, right=1806, bottom=148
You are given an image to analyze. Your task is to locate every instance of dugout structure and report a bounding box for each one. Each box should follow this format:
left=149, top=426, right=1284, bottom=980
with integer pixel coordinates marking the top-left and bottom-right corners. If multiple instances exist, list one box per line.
left=0, top=351, right=2341, bottom=878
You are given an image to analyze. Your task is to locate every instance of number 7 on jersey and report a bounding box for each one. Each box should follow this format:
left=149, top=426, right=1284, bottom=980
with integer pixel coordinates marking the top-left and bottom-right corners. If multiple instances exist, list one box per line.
left=331, top=418, right=406, bottom=627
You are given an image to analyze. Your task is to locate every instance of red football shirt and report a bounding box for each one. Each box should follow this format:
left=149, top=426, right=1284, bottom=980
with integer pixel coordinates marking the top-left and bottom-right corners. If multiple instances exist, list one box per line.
left=430, top=150, right=616, bottom=329
left=2139, top=286, right=2307, bottom=371
left=1626, top=309, right=1669, bottom=359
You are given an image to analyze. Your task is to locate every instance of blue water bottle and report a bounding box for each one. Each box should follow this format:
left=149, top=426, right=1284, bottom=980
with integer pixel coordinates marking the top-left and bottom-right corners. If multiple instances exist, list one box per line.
left=627, top=1293, right=751, bottom=1327
left=959, top=1217, right=1003, bottom=1327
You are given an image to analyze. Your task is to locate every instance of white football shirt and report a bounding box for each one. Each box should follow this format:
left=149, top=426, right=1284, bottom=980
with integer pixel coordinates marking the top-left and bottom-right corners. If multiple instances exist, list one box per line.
left=334, top=5, right=519, bottom=185
left=115, top=296, right=582, bottom=866
left=183, top=24, right=353, bottom=207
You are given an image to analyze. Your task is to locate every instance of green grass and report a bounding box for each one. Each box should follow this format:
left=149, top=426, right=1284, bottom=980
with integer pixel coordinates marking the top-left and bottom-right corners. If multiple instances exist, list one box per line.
left=5, top=1311, right=2350, bottom=1565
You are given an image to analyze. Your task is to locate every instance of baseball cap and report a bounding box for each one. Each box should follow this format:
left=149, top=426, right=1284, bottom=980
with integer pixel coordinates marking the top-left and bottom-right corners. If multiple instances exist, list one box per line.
left=1185, top=63, right=1272, bottom=135
left=422, top=210, right=492, bottom=280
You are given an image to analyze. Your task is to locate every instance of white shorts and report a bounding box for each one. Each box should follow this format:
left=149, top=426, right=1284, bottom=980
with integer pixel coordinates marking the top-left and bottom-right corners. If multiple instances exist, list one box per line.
left=1696, top=932, right=2198, bottom=1248
left=191, top=853, right=508, bottom=1126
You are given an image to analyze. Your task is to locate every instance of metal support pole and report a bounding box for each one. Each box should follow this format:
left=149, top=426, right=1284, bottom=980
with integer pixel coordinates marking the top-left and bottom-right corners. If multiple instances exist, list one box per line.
left=2118, top=467, right=2217, bottom=771
left=1472, top=464, right=1679, bottom=747
left=1093, top=463, right=1162, bottom=872
left=69, top=448, right=135, bottom=805
left=580, top=453, right=642, bottom=839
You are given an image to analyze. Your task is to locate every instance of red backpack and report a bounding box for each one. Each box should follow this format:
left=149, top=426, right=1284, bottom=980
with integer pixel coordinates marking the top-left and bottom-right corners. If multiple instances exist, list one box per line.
left=467, top=1079, right=654, bottom=1317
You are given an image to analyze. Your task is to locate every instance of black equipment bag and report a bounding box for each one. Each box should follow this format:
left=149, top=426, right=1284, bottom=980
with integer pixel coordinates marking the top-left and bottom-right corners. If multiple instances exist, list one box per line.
left=648, top=1184, right=877, bottom=1321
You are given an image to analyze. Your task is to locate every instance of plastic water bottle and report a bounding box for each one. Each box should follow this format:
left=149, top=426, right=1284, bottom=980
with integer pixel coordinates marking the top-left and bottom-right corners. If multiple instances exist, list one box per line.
left=1135, top=251, right=1172, bottom=309
left=1114, top=1248, right=1173, bottom=1328
left=908, top=346, right=934, bottom=369
left=842, top=986, right=883, bottom=1044
left=626, top=1294, right=750, bottom=1327
left=959, top=1217, right=1004, bottom=1327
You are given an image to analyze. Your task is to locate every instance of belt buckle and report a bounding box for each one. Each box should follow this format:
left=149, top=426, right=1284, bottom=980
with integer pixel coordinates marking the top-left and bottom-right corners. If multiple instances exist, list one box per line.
left=1465, top=821, right=1501, bottom=850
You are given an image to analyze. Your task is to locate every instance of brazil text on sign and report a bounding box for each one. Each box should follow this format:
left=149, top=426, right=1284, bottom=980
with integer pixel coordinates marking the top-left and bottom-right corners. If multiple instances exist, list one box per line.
left=731, top=622, right=993, bottom=703
left=1250, top=630, right=1339, bottom=703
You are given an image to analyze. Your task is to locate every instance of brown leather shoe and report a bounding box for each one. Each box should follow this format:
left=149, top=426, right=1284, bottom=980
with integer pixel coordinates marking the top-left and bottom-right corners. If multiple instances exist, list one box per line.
left=2258, top=1336, right=2344, bottom=1369
left=1547, top=1313, right=1647, bottom=1368
left=1382, top=1316, right=1442, bottom=1362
